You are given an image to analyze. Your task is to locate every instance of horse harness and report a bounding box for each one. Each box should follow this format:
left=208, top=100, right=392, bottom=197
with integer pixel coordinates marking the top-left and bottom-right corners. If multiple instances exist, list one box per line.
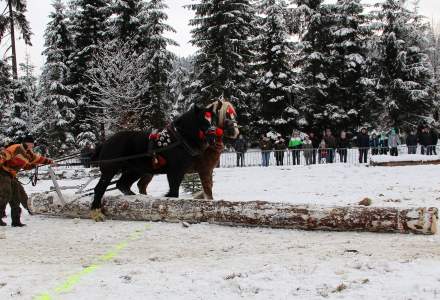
left=147, top=121, right=220, bottom=169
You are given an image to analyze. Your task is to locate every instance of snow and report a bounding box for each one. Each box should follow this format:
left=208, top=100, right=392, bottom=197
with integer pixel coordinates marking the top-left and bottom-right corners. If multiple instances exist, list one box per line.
left=2, top=164, right=440, bottom=299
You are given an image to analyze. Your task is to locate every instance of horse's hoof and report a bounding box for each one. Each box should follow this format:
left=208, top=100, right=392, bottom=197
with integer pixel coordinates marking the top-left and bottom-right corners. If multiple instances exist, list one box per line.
left=119, top=188, right=135, bottom=196
left=91, top=209, right=106, bottom=222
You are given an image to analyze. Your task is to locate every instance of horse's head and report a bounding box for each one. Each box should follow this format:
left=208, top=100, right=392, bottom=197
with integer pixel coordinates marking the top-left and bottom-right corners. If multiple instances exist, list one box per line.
left=173, top=103, right=214, bottom=147
left=206, top=99, right=240, bottom=139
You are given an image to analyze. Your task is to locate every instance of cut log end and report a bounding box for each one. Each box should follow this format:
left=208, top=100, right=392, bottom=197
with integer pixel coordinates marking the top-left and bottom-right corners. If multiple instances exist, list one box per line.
left=29, top=193, right=438, bottom=235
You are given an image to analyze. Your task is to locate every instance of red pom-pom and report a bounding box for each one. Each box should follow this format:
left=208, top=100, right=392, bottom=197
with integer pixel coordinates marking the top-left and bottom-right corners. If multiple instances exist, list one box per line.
left=149, top=133, right=159, bottom=140
left=205, top=112, right=212, bottom=119
left=215, top=128, right=224, bottom=136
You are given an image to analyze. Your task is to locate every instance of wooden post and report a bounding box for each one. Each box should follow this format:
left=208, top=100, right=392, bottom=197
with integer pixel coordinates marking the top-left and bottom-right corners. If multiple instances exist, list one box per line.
left=47, top=167, right=65, bottom=205
left=29, top=194, right=438, bottom=235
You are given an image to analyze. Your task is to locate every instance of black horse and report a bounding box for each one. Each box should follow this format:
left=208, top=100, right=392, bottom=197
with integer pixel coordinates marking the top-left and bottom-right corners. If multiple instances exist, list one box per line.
left=90, top=104, right=214, bottom=218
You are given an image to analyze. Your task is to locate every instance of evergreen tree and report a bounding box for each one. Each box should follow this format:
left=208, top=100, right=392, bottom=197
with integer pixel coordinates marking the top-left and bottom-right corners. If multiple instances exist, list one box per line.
left=0, top=59, right=12, bottom=141
left=373, top=0, right=434, bottom=128
left=139, top=0, right=176, bottom=128
left=292, top=0, right=334, bottom=131
left=168, top=56, right=196, bottom=117
left=110, top=0, right=141, bottom=43
left=325, top=0, right=378, bottom=130
left=428, top=21, right=440, bottom=120
left=6, top=55, right=37, bottom=141
left=189, top=0, right=256, bottom=128
left=255, top=0, right=298, bottom=136
left=293, top=0, right=378, bottom=132
left=68, top=0, right=110, bottom=145
left=40, top=0, right=76, bottom=153
left=0, top=0, right=32, bottom=79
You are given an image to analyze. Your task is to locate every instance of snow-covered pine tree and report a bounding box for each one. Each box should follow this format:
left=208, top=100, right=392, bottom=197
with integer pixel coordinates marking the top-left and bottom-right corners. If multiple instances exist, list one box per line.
left=110, top=0, right=141, bottom=44
left=132, top=0, right=176, bottom=129
left=0, top=59, right=12, bottom=142
left=0, top=0, right=32, bottom=79
left=428, top=21, right=440, bottom=121
left=6, top=55, right=37, bottom=141
left=373, top=0, right=434, bottom=128
left=168, top=56, right=197, bottom=117
left=39, top=0, right=76, bottom=154
left=68, top=0, right=110, bottom=146
left=324, top=0, right=378, bottom=130
left=292, top=0, right=335, bottom=131
left=293, top=0, right=378, bottom=132
left=255, top=0, right=298, bottom=136
left=188, top=0, right=256, bottom=128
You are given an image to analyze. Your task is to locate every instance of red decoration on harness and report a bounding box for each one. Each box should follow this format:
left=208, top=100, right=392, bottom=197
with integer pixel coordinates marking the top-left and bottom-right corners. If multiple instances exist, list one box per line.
left=198, top=130, right=205, bottom=140
left=204, top=111, right=212, bottom=123
left=226, top=105, right=236, bottom=117
left=149, top=133, right=159, bottom=140
left=216, top=128, right=223, bottom=136
left=152, top=155, right=166, bottom=169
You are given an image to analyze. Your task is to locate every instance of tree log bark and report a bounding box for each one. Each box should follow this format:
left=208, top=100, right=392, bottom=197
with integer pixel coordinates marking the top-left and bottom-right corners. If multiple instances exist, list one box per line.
left=29, top=193, right=438, bottom=235
left=370, top=160, right=440, bottom=167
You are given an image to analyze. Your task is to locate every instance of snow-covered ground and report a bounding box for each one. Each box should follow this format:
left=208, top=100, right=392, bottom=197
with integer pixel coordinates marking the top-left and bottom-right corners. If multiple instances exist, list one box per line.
left=1, top=164, right=440, bottom=299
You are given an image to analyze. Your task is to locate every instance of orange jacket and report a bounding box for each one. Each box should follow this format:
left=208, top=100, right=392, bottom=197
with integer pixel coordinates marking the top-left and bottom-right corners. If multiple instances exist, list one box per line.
left=0, top=144, right=53, bottom=177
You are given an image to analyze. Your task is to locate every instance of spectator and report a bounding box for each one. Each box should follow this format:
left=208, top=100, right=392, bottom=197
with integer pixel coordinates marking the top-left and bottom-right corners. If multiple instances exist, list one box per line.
left=259, top=134, right=272, bottom=167
left=234, top=134, right=247, bottom=167
left=370, top=133, right=380, bottom=155
left=34, top=139, right=49, bottom=156
left=274, top=135, right=286, bottom=166
left=318, top=139, right=328, bottom=164
left=357, top=128, right=370, bottom=163
left=379, top=133, right=389, bottom=155
left=302, top=135, right=314, bottom=165
left=309, top=131, right=320, bottom=164
left=418, top=127, right=432, bottom=155
left=324, top=128, right=337, bottom=163
left=288, top=131, right=302, bottom=165
left=406, top=130, right=418, bottom=154
left=430, top=128, right=438, bottom=155
left=388, top=128, right=400, bottom=156
left=80, top=143, right=94, bottom=168
left=337, top=131, right=350, bottom=163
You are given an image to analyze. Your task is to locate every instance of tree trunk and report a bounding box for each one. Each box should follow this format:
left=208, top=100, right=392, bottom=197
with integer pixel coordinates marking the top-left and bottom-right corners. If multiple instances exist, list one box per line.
left=371, top=160, right=440, bottom=167
left=29, top=194, right=438, bottom=235
left=8, top=0, right=18, bottom=80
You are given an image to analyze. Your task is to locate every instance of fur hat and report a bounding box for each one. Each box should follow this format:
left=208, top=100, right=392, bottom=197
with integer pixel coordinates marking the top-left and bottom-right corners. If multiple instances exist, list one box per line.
left=22, top=135, right=35, bottom=144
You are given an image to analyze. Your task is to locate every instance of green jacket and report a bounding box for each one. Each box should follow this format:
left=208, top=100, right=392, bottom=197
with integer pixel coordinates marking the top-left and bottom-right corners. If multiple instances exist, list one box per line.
left=288, top=138, right=302, bottom=149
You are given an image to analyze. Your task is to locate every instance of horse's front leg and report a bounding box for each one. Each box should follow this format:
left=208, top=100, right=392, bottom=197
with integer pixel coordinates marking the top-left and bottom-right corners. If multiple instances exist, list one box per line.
left=165, top=170, right=186, bottom=198
left=91, top=170, right=116, bottom=221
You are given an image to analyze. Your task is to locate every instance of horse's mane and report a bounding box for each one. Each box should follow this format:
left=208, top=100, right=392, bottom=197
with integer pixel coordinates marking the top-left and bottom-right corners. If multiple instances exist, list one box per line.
left=173, top=105, right=207, bottom=148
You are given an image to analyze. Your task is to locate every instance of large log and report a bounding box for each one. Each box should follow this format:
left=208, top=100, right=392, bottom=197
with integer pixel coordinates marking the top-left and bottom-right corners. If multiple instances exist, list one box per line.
left=29, top=193, right=438, bottom=235
left=370, top=160, right=440, bottom=167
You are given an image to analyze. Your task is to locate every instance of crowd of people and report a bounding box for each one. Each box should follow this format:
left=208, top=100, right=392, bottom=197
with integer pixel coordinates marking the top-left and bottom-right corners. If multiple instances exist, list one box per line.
left=232, top=124, right=439, bottom=167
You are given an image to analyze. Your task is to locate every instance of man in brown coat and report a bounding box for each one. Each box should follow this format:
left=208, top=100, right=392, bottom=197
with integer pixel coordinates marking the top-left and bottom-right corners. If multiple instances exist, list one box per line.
left=0, top=136, right=54, bottom=227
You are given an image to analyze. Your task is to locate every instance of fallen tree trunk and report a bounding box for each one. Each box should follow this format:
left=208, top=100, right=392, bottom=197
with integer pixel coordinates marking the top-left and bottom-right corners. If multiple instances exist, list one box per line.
left=30, top=193, right=438, bottom=235
left=370, top=160, right=440, bottom=167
